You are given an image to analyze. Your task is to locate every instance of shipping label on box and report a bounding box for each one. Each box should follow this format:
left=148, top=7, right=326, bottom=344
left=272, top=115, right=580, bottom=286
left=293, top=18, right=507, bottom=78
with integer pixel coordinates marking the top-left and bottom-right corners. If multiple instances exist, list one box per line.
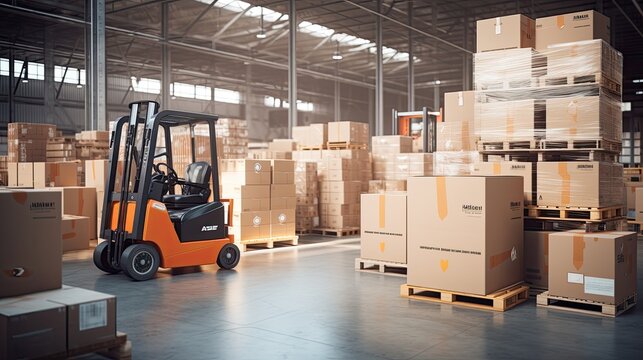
left=360, top=193, right=407, bottom=263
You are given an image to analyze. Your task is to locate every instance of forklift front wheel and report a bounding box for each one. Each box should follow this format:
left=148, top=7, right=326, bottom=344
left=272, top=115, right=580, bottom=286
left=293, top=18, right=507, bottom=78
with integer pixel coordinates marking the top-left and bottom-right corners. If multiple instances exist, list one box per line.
left=93, top=241, right=120, bottom=274
left=120, top=244, right=160, bottom=281
left=217, top=243, right=240, bottom=270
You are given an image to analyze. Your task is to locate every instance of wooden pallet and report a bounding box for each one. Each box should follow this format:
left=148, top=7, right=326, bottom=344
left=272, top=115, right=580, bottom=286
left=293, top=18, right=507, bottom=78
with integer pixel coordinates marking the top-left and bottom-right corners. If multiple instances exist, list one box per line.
left=528, top=286, right=548, bottom=297
left=295, top=229, right=313, bottom=235
left=297, top=145, right=325, bottom=150
left=624, top=167, right=643, bottom=174
left=477, top=139, right=540, bottom=151
left=475, top=78, right=539, bottom=91
left=312, top=227, right=360, bottom=237
left=478, top=149, right=618, bottom=163
left=538, top=73, right=622, bottom=94
left=41, top=331, right=131, bottom=359
left=524, top=217, right=628, bottom=232
left=536, top=291, right=637, bottom=318
left=238, top=235, right=299, bottom=251
left=539, top=138, right=621, bottom=153
left=326, top=141, right=368, bottom=150
left=355, top=258, right=407, bottom=276
left=401, top=283, right=529, bottom=312
left=525, top=205, right=624, bottom=221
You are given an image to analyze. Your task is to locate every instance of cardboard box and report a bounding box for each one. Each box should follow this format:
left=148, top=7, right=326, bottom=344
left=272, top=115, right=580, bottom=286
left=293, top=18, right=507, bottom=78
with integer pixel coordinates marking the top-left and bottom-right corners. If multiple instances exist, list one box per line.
left=625, top=181, right=643, bottom=217
left=271, top=160, right=295, bottom=184
left=292, top=124, right=327, bottom=148
left=270, top=184, right=296, bottom=209
left=270, top=209, right=295, bottom=237
left=536, top=162, right=615, bottom=208
left=47, top=186, right=98, bottom=239
left=321, top=214, right=357, bottom=228
left=0, top=190, right=62, bottom=298
left=85, top=159, right=109, bottom=188
left=61, top=215, right=90, bottom=252
left=544, top=39, right=622, bottom=83
left=472, top=162, right=535, bottom=204
left=221, top=184, right=270, bottom=212
left=407, top=176, right=524, bottom=295
left=535, top=10, right=610, bottom=50
left=230, top=211, right=271, bottom=241
left=221, top=159, right=271, bottom=185
left=545, top=94, right=621, bottom=142
left=437, top=121, right=476, bottom=152
left=320, top=203, right=359, bottom=216
left=43, top=286, right=116, bottom=350
left=7, top=162, right=18, bottom=186
left=360, top=193, right=407, bottom=264
left=0, top=296, right=66, bottom=360
left=371, top=136, right=413, bottom=154
left=444, top=91, right=475, bottom=123
left=368, top=180, right=407, bottom=193
left=17, top=162, right=34, bottom=187
left=476, top=98, right=545, bottom=141
left=548, top=230, right=636, bottom=305
left=474, top=48, right=547, bottom=90
left=33, top=162, right=78, bottom=188
left=524, top=231, right=551, bottom=289
left=636, top=188, right=643, bottom=223
left=476, top=14, right=535, bottom=52
left=269, top=139, right=297, bottom=152
left=328, top=121, right=369, bottom=145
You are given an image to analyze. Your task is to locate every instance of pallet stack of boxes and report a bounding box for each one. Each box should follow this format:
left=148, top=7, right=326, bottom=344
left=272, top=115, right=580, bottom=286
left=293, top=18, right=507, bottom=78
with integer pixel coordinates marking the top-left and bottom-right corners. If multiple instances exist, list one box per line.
left=8, top=123, right=56, bottom=163
left=270, top=160, right=297, bottom=241
left=295, top=161, right=319, bottom=233
left=369, top=135, right=432, bottom=193
left=1, top=189, right=118, bottom=360
left=469, top=10, right=635, bottom=312
left=0, top=155, right=7, bottom=185
left=216, top=118, right=248, bottom=159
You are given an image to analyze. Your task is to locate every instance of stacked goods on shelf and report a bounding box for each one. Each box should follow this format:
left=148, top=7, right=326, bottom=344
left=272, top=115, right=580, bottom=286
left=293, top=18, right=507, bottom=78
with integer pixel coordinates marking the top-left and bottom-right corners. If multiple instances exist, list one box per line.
left=0, top=155, right=7, bottom=185
left=75, top=131, right=109, bottom=161
left=295, top=161, right=319, bottom=233
left=215, top=118, right=248, bottom=159
left=46, top=136, right=77, bottom=162
left=8, top=123, right=56, bottom=162
left=327, top=121, right=369, bottom=148
left=293, top=123, right=327, bottom=149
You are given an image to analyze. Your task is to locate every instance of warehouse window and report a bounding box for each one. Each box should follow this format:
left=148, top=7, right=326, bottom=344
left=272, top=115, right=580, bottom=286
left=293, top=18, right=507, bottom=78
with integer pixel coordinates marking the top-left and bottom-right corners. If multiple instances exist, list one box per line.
left=131, top=77, right=161, bottom=94
left=0, top=58, right=8, bottom=76
left=214, top=88, right=241, bottom=104
left=299, top=21, right=334, bottom=38
left=27, top=62, right=44, bottom=80
left=195, top=85, right=212, bottom=100
left=264, top=96, right=281, bottom=108
left=172, top=82, right=196, bottom=98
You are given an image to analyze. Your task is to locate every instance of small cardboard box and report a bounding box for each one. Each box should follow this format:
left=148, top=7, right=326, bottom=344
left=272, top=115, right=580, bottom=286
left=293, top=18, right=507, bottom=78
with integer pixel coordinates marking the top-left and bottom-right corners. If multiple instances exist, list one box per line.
left=270, top=209, right=295, bottom=237
left=476, top=14, right=535, bottom=52
left=230, top=211, right=271, bottom=241
left=17, top=162, right=34, bottom=187
left=221, top=184, right=270, bottom=212
left=321, top=214, right=357, bottom=228
left=535, top=10, right=610, bottom=50
left=444, top=91, right=475, bottom=123
left=270, top=184, right=296, bottom=210
left=536, top=161, right=613, bottom=208
left=0, top=190, right=62, bottom=298
left=360, top=193, right=407, bottom=264
left=221, top=159, right=271, bottom=185
left=33, top=162, right=78, bottom=188
left=548, top=230, right=637, bottom=305
left=407, top=176, right=524, bottom=295
left=371, top=136, right=413, bottom=154
left=472, top=162, right=535, bottom=204
left=43, top=286, right=117, bottom=350
left=61, top=215, right=90, bottom=252
left=0, top=296, right=66, bottom=360
left=524, top=231, right=552, bottom=289
left=328, top=121, right=369, bottom=145
left=85, top=159, right=109, bottom=188
left=271, top=160, right=295, bottom=185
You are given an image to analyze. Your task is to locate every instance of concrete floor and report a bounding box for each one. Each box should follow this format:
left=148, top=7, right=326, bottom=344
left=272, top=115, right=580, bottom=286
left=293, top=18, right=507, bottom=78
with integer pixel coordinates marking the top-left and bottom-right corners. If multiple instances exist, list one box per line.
left=63, top=236, right=643, bottom=360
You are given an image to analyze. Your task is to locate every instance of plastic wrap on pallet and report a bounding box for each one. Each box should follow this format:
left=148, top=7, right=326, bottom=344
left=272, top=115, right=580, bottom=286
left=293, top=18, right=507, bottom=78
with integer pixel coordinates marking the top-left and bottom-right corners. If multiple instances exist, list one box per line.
left=433, top=151, right=478, bottom=176
left=535, top=161, right=624, bottom=208
left=472, top=161, right=536, bottom=205
left=372, top=153, right=433, bottom=181
left=295, top=161, right=319, bottom=232
left=371, top=135, right=413, bottom=154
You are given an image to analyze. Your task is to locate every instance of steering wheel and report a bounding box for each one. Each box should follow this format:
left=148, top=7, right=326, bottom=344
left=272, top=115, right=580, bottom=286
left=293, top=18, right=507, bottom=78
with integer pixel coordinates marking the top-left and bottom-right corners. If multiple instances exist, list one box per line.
left=153, top=163, right=180, bottom=186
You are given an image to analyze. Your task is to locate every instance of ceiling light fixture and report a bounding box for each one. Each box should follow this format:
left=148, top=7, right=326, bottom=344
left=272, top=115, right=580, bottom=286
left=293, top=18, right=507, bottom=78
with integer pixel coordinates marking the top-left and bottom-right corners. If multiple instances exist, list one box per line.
left=434, top=80, right=441, bottom=85
left=332, top=41, right=343, bottom=61
left=256, top=7, right=267, bottom=39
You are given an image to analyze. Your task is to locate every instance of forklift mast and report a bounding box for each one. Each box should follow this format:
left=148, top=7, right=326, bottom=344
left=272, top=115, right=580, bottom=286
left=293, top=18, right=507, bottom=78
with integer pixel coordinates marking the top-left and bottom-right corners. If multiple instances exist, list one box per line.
left=391, top=107, right=441, bottom=153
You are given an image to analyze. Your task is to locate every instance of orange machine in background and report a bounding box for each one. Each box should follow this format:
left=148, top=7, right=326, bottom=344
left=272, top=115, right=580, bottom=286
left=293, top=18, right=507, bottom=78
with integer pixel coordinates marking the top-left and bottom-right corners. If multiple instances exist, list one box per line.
left=391, top=107, right=441, bottom=153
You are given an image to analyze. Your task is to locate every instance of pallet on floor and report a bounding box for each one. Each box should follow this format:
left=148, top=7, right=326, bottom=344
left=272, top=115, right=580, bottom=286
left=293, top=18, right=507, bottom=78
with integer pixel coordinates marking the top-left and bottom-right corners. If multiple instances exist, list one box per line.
left=44, top=331, right=131, bottom=360
left=538, top=73, right=621, bottom=94
left=524, top=217, right=628, bottom=232
left=312, top=227, right=360, bottom=237
left=326, top=141, right=368, bottom=150
left=355, top=258, right=407, bottom=276
left=477, top=139, right=540, bottom=151
left=536, top=291, right=637, bottom=318
left=238, top=235, right=299, bottom=251
left=401, top=283, right=529, bottom=312
left=539, top=138, right=621, bottom=153
left=525, top=205, right=624, bottom=221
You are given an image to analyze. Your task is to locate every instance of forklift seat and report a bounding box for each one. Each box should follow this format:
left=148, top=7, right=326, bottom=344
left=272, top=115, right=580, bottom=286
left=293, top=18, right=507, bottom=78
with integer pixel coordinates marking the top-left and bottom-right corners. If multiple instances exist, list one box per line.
left=163, top=162, right=212, bottom=210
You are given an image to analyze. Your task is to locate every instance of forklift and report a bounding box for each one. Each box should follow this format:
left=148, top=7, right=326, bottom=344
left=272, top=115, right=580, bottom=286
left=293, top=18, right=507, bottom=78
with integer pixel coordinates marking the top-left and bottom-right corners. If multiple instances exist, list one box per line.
left=391, top=107, right=441, bottom=152
left=93, top=101, right=240, bottom=281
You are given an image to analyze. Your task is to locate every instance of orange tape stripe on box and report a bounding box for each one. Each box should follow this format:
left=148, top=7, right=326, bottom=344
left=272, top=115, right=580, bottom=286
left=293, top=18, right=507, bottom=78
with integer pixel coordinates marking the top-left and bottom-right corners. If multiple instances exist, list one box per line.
left=572, top=234, right=585, bottom=271
left=558, top=162, right=571, bottom=206
left=378, top=194, right=386, bottom=228
left=436, top=177, right=448, bottom=221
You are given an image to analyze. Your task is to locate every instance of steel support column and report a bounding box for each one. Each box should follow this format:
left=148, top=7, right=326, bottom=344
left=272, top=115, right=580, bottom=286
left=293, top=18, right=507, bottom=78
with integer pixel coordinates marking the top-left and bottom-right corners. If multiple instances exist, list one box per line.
left=44, top=26, right=55, bottom=124
left=161, top=2, right=171, bottom=108
left=434, top=84, right=440, bottom=113
left=8, top=50, right=15, bottom=122
left=463, top=9, right=471, bottom=90
left=245, top=65, right=252, bottom=123
left=375, top=0, right=383, bottom=136
left=85, top=0, right=106, bottom=130
left=407, top=0, right=414, bottom=111
left=334, top=63, right=340, bottom=122
left=287, top=0, right=297, bottom=137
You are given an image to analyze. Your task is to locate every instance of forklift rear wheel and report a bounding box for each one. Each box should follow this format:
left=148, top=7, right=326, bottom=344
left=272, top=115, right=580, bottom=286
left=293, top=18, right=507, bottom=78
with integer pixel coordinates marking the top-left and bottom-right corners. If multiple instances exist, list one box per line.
left=120, top=244, right=160, bottom=281
left=217, top=244, right=240, bottom=270
left=93, top=242, right=120, bottom=274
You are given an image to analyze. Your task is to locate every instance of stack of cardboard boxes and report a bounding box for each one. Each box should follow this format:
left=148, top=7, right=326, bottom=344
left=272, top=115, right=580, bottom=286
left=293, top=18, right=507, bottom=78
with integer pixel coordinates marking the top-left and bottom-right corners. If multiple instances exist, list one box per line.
left=46, top=137, right=77, bottom=162
left=370, top=135, right=431, bottom=193
left=318, top=158, right=362, bottom=229
left=0, top=189, right=117, bottom=360
left=8, top=123, right=56, bottom=162
left=295, top=161, right=319, bottom=232
left=75, top=131, right=110, bottom=161
left=0, top=155, right=7, bottom=185
left=292, top=124, right=327, bottom=149
left=216, top=118, right=248, bottom=159
left=269, top=160, right=297, bottom=239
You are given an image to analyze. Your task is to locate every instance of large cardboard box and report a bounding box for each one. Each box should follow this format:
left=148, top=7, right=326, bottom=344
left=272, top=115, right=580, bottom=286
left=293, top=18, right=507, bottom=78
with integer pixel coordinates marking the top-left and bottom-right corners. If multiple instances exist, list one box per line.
left=360, top=193, right=407, bottom=264
left=407, top=176, right=524, bottom=295
left=548, top=230, right=637, bottom=305
left=271, top=159, right=295, bottom=184
left=0, top=190, right=62, bottom=298
left=473, top=162, right=535, bottom=204
left=476, top=98, right=545, bottom=141
left=85, top=159, right=109, bottom=189
left=33, top=162, right=78, bottom=188
left=292, top=124, right=327, bottom=148
left=43, top=286, right=117, bottom=350
left=7, top=162, right=18, bottom=187
left=545, top=94, right=621, bottom=142
left=444, top=91, right=475, bottom=123
left=230, top=211, right=271, bottom=241
left=524, top=231, right=552, bottom=289
left=536, top=161, right=615, bottom=208
left=61, top=215, right=90, bottom=252
left=544, top=39, right=622, bottom=83
left=0, top=296, right=66, bottom=360
left=328, top=121, right=369, bottom=145
left=271, top=184, right=296, bottom=209
left=535, top=10, right=610, bottom=50
left=437, top=121, right=475, bottom=152
left=476, top=14, right=535, bottom=52
left=221, top=159, right=271, bottom=185
left=17, top=162, right=34, bottom=187
left=221, top=184, right=270, bottom=212
left=270, top=209, right=295, bottom=237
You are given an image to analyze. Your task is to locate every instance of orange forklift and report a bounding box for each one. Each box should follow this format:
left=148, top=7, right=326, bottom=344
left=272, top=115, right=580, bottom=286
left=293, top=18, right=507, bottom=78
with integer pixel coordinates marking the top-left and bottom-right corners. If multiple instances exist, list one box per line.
left=93, top=101, right=239, bottom=281
left=391, top=107, right=441, bottom=152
